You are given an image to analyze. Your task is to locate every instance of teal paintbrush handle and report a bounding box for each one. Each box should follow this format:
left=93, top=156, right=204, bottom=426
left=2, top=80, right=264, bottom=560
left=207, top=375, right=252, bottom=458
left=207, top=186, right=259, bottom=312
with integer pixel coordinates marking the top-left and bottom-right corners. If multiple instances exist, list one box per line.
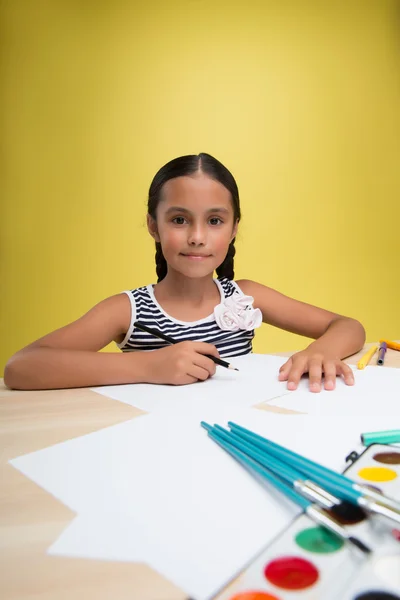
left=213, top=424, right=361, bottom=505
left=201, top=424, right=310, bottom=510
left=212, top=425, right=302, bottom=483
left=213, top=424, right=304, bottom=483
left=227, top=422, right=361, bottom=505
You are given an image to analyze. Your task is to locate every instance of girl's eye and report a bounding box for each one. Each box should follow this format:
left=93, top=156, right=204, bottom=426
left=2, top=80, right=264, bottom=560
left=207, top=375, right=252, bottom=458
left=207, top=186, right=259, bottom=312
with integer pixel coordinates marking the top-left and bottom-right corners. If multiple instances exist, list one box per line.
left=172, top=216, right=187, bottom=225
left=209, top=217, right=223, bottom=225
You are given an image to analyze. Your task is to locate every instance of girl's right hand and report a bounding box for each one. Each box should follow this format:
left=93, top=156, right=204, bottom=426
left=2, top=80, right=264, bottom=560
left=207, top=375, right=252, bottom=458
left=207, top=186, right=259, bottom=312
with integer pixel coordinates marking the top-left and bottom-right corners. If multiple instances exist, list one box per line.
left=141, top=341, right=220, bottom=385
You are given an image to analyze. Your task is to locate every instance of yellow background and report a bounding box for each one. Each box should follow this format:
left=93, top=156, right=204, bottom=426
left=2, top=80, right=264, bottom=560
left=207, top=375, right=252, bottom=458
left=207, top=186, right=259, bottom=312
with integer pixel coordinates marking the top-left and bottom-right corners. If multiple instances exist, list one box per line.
left=1, top=0, right=399, bottom=375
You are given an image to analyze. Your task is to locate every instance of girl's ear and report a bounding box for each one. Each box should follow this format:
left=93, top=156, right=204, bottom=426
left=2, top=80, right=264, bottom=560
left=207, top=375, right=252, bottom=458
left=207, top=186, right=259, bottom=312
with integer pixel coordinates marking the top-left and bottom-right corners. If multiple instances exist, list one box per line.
left=147, top=214, right=161, bottom=242
left=231, top=219, right=239, bottom=241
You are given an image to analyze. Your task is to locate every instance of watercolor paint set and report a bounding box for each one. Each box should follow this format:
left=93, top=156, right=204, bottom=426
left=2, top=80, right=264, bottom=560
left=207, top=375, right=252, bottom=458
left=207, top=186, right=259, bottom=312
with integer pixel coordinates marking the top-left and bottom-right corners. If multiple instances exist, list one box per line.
left=216, top=443, right=400, bottom=600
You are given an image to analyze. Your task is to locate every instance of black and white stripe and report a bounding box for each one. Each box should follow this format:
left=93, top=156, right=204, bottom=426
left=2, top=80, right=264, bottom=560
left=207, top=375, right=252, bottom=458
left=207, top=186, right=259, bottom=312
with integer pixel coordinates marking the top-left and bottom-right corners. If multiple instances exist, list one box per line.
left=118, top=278, right=254, bottom=358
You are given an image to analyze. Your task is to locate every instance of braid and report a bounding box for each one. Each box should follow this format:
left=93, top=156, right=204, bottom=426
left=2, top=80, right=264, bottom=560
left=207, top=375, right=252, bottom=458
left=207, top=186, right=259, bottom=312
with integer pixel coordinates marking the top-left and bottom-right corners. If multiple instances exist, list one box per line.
left=216, top=240, right=236, bottom=280
left=155, top=242, right=168, bottom=282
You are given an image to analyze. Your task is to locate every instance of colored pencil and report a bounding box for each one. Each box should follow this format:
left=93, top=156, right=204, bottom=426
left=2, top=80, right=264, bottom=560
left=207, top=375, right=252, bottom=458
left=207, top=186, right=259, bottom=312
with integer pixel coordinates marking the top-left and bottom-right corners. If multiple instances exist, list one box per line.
left=201, top=422, right=371, bottom=554
left=134, top=321, right=238, bottom=371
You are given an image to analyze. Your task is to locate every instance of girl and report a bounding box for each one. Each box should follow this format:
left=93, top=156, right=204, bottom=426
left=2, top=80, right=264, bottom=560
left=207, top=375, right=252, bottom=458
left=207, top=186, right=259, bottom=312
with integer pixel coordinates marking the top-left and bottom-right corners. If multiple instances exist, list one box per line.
left=4, top=153, right=365, bottom=391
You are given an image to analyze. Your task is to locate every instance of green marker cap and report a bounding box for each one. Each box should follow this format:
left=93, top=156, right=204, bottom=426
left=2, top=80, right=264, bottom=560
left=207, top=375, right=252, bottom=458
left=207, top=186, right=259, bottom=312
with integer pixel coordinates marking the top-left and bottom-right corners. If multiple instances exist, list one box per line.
left=361, top=429, right=400, bottom=446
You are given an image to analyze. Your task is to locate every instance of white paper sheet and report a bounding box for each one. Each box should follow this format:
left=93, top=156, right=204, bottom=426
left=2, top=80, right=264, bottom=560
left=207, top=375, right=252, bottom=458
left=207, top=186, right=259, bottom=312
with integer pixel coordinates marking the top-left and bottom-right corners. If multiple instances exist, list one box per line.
left=268, top=364, right=400, bottom=416
left=90, top=354, right=290, bottom=413
left=10, top=408, right=400, bottom=600
left=48, top=498, right=298, bottom=600
left=11, top=409, right=300, bottom=599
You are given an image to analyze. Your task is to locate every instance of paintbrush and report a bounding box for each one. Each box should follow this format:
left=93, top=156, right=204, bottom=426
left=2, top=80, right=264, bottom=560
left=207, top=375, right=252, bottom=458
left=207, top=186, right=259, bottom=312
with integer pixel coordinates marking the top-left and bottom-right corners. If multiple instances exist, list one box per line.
left=212, top=424, right=366, bottom=524
left=227, top=422, right=400, bottom=526
left=134, top=321, right=239, bottom=371
left=201, top=422, right=371, bottom=555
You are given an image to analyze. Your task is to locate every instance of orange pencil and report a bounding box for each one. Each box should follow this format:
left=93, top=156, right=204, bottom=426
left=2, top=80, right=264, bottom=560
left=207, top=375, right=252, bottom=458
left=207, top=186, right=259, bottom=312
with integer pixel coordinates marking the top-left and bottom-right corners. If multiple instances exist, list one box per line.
left=379, top=339, right=400, bottom=352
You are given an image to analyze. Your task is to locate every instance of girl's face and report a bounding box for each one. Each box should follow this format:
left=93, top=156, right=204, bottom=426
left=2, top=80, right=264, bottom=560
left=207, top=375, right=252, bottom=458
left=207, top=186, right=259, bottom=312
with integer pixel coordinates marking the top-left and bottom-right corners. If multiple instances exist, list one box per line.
left=147, top=173, right=238, bottom=279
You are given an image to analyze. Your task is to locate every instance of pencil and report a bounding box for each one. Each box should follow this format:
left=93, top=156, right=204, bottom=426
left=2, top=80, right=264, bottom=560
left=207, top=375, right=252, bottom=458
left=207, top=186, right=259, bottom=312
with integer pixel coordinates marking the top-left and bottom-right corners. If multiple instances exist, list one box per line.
left=134, top=321, right=239, bottom=371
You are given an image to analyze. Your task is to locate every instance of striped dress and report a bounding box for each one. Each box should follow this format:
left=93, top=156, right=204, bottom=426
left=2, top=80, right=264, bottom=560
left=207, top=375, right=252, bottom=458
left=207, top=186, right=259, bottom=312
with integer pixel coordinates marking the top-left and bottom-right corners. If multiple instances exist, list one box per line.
left=117, top=278, right=255, bottom=358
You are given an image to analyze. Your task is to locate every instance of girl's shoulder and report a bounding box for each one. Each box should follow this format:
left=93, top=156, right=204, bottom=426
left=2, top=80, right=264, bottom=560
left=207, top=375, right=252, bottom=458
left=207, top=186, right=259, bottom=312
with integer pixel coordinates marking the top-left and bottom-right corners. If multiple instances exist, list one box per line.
left=222, top=278, right=260, bottom=297
left=217, top=277, right=264, bottom=298
left=217, top=276, right=244, bottom=298
left=123, top=283, right=155, bottom=299
left=231, top=279, right=278, bottom=309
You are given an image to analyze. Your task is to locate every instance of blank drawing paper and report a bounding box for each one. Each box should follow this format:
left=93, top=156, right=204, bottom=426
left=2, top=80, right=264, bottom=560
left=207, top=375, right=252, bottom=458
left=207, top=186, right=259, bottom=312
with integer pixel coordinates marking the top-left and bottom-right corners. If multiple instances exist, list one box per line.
left=10, top=408, right=400, bottom=600
left=90, top=353, right=291, bottom=413
left=268, top=364, right=400, bottom=416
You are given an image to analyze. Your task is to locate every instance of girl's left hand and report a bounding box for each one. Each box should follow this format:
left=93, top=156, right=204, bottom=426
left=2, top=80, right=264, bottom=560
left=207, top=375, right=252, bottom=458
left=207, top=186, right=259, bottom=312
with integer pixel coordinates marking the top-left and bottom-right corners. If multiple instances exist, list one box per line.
left=278, top=350, right=355, bottom=392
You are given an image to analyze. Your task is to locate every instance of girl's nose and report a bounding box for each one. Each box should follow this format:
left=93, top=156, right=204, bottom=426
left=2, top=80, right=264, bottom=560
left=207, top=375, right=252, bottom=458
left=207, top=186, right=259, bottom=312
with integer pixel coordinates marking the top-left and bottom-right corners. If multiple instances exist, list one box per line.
left=187, top=224, right=206, bottom=246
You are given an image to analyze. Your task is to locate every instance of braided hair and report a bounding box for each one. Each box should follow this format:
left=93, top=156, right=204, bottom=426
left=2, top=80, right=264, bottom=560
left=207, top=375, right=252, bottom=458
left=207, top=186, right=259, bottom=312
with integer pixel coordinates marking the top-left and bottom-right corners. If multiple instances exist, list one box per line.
left=147, top=153, right=241, bottom=282
left=154, top=242, right=168, bottom=283
left=216, top=240, right=236, bottom=280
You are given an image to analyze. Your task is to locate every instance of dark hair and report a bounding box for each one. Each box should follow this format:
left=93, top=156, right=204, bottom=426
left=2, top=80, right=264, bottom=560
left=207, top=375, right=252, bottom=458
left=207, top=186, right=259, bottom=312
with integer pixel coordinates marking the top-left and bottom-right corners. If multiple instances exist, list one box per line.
left=147, top=153, right=241, bottom=282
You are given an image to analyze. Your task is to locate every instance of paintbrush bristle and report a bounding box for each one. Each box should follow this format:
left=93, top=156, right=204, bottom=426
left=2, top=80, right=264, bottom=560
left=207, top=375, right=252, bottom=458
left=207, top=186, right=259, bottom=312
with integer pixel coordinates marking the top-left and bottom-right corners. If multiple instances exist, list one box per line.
left=348, top=536, right=372, bottom=555
left=329, top=501, right=367, bottom=523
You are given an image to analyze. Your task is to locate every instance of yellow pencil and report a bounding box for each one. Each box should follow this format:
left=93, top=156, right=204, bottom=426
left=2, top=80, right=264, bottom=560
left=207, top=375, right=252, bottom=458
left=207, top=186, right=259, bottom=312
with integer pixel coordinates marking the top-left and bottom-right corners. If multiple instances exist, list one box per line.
left=379, top=339, right=400, bottom=352
left=357, top=345, right=378, bottom=370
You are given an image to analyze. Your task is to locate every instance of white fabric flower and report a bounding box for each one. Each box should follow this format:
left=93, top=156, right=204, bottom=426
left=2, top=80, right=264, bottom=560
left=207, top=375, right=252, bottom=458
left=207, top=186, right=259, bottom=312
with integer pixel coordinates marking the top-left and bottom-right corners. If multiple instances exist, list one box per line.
left=214, top=293, right=263, bottom=332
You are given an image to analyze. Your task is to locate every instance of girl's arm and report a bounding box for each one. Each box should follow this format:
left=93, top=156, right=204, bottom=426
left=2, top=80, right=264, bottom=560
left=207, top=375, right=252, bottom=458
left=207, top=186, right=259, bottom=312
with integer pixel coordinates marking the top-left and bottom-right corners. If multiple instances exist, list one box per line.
left=4, top=294, right=219, bottom=390
left=4, top=294, right=143, bottom=390
left=237, top=279, right=366, bottom=392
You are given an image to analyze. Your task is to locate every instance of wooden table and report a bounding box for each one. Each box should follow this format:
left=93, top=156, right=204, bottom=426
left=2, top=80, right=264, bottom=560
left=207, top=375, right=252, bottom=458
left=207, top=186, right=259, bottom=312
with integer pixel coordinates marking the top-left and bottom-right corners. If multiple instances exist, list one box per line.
left=1, top=343, right=399, bottom=600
